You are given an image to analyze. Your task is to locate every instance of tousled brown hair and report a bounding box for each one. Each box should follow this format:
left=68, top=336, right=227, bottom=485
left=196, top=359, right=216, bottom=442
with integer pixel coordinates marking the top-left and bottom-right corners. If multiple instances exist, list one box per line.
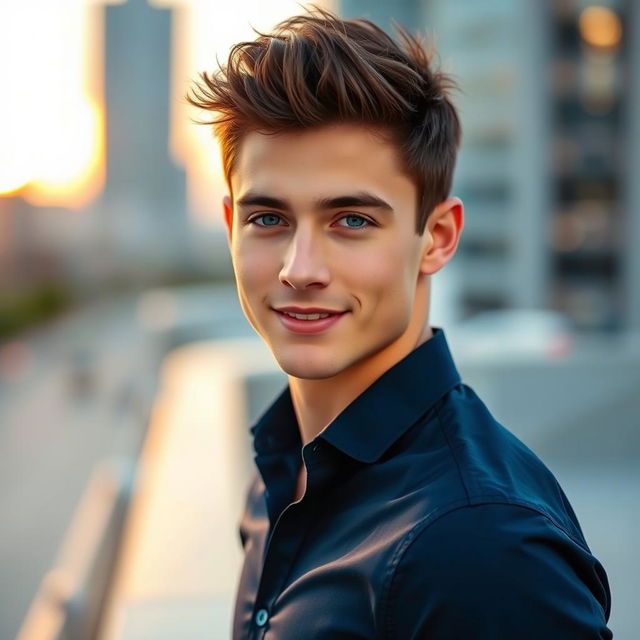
left=187, top=7, right=461, bottom=234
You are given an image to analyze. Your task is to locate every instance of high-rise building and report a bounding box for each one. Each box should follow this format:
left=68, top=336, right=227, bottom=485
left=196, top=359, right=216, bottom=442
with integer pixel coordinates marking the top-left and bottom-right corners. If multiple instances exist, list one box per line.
left=339, top=0, right=638, bottom=333
left=101, top=0, right=191, bottom=274
left=547, top=0, right=635, bottom=332
left=427, top=0, right=550, bottom=319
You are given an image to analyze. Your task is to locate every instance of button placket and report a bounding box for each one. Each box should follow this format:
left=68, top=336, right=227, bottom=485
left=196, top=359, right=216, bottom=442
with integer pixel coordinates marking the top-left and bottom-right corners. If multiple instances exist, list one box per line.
left=251, top=442, right=333, bottom=638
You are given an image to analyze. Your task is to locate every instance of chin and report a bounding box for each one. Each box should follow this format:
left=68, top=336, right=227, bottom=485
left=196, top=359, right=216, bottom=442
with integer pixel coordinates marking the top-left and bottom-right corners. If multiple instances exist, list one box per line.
left=273, top=350, right=348, bottom=381
left=276, top=360, right=342, bottom=381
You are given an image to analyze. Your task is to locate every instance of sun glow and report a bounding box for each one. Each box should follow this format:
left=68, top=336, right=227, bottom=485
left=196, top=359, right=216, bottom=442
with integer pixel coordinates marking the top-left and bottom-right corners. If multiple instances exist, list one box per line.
left=21, top=96, right=105, bottom=207
left=172, top=0, right=335, bottom=224
left=0, top=0, right=104, bottom=208
left=0, top=0, right=332, bottom=213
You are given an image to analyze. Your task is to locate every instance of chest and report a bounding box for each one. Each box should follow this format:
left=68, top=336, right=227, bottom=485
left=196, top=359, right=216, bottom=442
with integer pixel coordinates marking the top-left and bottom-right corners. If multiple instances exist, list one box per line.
left=233, top=476, right=424, bottom=640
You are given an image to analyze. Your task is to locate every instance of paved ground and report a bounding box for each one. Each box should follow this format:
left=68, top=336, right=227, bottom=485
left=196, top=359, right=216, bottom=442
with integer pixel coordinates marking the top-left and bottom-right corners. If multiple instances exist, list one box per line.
left=0, top=294, right=159, bottom=640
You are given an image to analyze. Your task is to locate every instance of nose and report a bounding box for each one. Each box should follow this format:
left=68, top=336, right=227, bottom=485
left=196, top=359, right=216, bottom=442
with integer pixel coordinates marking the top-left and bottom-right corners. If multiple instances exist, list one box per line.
left=279, top=227, right=330, bottom=290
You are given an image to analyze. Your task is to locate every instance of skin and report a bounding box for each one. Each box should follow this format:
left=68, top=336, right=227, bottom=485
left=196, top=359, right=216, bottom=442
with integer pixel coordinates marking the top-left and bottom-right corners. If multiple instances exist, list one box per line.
left=223, top=123, right=463, bottom=500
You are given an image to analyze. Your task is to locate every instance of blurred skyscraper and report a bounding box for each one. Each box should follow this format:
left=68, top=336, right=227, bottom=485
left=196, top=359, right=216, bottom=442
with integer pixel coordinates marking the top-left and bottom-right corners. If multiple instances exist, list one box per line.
left=545, top=1, right=638, bottom=332
left=100, top=0, right=191, bottom=278
left=339, top=0, right=638, bottom=333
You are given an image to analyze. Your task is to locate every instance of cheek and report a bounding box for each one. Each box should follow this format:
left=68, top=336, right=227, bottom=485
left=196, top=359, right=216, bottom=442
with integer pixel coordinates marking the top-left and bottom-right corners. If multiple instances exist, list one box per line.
left=232, top=242, right=275, bottom=291
left=351, top=238, right=419, bottom=335
left=348, top=242, right=418, bottom=292
left=230, top=245, right=274, bottom=331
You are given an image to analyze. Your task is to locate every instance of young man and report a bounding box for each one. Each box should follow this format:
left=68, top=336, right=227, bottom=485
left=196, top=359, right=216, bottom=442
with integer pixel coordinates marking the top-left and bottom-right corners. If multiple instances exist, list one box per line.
left=188, top=9, right=612, bottom=639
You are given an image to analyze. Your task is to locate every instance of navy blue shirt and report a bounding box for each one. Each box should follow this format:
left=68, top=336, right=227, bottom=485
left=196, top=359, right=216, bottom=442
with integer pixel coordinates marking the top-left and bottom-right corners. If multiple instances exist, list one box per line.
left=233, top=328, right=612, bottom=639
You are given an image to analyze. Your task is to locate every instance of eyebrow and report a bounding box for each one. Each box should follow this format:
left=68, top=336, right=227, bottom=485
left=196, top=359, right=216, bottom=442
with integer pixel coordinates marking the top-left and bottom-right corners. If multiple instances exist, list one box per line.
left=235, top=191, right=394, bottom=213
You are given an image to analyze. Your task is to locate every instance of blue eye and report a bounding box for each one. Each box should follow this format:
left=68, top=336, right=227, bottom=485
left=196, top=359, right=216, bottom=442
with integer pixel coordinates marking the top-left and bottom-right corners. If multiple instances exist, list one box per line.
left=338, top=215, right=369, bottom=228
left=251, top=214, right=283, bottom=227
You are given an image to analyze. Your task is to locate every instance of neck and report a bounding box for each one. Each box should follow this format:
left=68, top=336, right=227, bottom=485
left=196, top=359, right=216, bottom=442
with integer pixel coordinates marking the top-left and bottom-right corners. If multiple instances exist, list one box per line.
left=289, top=285, right=433, bottom=446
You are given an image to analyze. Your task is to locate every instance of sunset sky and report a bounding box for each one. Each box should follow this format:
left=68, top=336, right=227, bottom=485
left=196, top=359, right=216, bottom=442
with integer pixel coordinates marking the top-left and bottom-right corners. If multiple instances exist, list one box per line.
left=0, top=0, right=328, bottom=220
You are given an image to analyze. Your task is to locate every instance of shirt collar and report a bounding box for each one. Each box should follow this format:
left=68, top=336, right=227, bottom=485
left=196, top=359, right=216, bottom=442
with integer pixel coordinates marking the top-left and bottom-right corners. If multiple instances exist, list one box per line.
left=251, top=327, right=461, bottom=463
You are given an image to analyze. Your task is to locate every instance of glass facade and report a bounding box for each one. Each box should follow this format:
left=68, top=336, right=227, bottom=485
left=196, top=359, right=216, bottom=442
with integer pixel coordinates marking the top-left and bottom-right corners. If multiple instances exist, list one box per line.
left=548, top=0, right=627, bottom=331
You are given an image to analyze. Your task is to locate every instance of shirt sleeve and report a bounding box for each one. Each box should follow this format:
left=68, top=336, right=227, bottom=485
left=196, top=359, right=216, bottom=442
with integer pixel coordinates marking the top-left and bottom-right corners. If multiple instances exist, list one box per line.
left=383, top=502, right=612, bottom=640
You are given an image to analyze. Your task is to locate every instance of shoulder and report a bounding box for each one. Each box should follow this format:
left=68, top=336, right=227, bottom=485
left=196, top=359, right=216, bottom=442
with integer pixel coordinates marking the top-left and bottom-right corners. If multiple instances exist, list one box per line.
left=380, top=501, right=612, bottom=639
left=429, top=383, right=586, bottom=540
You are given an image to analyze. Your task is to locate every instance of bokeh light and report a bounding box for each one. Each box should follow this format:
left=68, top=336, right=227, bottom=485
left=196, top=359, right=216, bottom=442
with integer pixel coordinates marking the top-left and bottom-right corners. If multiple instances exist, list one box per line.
left=579, top=6, right=622, bottom=50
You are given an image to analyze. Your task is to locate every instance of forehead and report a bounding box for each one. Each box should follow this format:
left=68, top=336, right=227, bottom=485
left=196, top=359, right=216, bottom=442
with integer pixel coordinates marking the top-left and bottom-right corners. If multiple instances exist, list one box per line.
left=230, top=123, right=416, bottom=204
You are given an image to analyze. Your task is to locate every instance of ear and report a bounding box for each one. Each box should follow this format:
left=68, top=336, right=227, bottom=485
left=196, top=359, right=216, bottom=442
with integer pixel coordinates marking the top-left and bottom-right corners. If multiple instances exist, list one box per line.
left=222, top=195, right=233, bottom=246
left=419, top=197, right=464, bottom=275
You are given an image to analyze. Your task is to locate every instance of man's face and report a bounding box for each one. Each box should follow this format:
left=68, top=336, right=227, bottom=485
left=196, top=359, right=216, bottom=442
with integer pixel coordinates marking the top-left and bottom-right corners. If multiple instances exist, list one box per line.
left=225, top=123, right=432, bottom=380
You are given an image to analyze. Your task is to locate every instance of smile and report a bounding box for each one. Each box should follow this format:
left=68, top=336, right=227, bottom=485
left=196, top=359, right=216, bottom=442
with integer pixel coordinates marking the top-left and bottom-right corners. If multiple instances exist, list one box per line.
left=282, top=311, right=331, bottom=320
left=274, top=309, right=347, bottom=334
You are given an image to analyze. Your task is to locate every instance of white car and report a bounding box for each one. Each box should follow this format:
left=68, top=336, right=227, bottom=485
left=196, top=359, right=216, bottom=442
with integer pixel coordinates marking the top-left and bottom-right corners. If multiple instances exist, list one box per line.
left=446, top=309, right=574, bottom=361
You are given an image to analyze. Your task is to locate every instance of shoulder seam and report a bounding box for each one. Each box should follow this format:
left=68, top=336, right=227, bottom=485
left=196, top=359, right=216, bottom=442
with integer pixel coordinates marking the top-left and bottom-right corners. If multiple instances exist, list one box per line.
left=434, top=399, right=472, bottom=502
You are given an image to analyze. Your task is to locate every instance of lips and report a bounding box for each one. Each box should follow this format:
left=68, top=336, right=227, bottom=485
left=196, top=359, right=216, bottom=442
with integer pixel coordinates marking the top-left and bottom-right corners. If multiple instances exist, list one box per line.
left=273, top=307, right=347, bottom=335
left=275, top=306, right=344, bottom=315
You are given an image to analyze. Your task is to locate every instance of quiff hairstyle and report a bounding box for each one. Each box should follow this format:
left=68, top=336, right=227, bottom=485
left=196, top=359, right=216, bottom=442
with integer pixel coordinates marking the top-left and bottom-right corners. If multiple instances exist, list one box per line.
left=187, top=7, right=461, bottom=234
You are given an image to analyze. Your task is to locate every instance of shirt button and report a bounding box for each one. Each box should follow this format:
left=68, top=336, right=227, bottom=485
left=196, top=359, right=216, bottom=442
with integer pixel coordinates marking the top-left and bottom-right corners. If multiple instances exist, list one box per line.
left=255, top=608, right=269, bottom=627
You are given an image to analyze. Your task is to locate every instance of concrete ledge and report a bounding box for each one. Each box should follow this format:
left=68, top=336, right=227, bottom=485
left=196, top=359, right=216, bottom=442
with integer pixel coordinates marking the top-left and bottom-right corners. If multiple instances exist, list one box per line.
left=98, top=338, right=282, bottom=640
